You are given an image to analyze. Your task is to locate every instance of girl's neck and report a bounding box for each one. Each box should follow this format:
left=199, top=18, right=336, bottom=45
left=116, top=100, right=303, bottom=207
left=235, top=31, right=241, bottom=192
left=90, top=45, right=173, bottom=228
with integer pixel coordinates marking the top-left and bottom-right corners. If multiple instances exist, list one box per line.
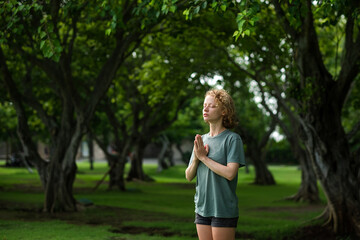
left=209, top=123, right=226, bottom=137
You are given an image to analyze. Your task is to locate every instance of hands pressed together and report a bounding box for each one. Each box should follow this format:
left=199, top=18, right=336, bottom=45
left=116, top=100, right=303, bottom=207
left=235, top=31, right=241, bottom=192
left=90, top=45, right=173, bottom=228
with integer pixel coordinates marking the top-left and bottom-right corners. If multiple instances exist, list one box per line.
left=194, top=134, right=209, bottom=161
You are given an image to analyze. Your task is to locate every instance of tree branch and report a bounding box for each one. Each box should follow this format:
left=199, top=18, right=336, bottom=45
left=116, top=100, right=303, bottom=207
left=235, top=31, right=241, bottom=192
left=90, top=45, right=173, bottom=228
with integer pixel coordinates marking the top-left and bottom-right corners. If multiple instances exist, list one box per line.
left=0, top=46, right=46, bottom=165
left=204, top=36, right=257, bottom=79
left=271, top=0, right=298, bottom=39
left=337, top=6, right=360, bottom=106
left=22, top=66, right=58, bottom=137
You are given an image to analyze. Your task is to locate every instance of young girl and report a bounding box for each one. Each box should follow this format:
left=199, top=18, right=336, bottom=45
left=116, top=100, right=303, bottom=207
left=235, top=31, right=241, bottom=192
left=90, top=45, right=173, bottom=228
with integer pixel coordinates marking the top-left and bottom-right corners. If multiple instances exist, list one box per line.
left=185, top=89, right=245, bottom=240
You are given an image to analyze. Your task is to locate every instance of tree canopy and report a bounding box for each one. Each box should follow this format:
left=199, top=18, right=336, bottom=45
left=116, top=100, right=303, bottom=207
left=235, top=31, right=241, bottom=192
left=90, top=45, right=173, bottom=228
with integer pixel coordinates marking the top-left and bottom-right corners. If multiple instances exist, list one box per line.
left=1, top=0, right=359, bottom=237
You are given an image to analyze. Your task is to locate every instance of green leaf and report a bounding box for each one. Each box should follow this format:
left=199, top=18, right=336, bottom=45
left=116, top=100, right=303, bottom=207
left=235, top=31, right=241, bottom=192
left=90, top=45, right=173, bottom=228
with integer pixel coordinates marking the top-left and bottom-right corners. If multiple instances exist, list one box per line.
left=110, top=21, right=116, bottom=29
left=220, top=4, right=227, bottom=12
left=169, top=5, right=176, bottom=13
left=40, top=31, right=46, bottom=39
left=40, top=40, right=45, bottom=49
left=202, top=1, right=207, bottom=9
left=237, top=19, right=245, bottom=29
left=53, top=53, right=60, bottom=62
left=55, top=45, right=62, bottom=52
left=105, top=28, right=111, bottom=36
left=194, top=6, right=200, bottom=14
left=233, top=31, right=241, bottom=41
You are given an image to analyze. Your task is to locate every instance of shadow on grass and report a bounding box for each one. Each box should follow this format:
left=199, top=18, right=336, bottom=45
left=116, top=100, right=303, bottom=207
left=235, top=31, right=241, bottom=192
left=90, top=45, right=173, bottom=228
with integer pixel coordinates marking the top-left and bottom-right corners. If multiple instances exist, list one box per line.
left=0, top=200, right=340, bottom=240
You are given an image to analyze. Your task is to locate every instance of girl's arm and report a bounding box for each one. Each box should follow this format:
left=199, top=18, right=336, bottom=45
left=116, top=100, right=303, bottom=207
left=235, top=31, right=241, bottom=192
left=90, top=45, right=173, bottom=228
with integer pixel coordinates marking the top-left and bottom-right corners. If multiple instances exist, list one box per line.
left=194, top=134, right=239, bottom=181
left=185, top=155, right=199, bottom=182
left=185, top=139, right=209, bottom=182
left=198, top=156, right=239, bottom=181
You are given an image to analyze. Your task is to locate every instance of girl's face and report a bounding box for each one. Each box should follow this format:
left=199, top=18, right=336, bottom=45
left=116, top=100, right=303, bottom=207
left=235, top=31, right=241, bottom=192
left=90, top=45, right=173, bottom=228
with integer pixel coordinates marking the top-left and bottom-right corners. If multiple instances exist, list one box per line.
left=203, top=95, right=225, bottom=124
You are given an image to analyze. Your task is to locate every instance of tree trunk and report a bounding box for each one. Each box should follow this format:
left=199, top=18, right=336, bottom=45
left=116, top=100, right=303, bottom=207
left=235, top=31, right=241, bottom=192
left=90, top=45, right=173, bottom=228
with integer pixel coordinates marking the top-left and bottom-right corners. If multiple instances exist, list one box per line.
left=5, top=140, right=10, bottom=165
left=282, top=120, right=320, bottom=203
left=303, top=107, right=360, bottom=236
left=107, top=154, right=127, bottom=191
left=44, top=124, right=83, bottom=212
left=176, top=143, right=185, bottom=164
left=108, top=142, right=131, bottom=191
left=286, top=148, right=320, bottom=203
left=250, top=150, right=276, bottom=185
left=298, top=8, right=360, bottom=236
left=87, top=133, right=94, bottom=170
left=157, top=135, right=170, bottom=172
left=271, top=0, right=360, bottom=235
left=127, top=141, right=153, bottom=181
left=44, top=159, right=77, bottom=212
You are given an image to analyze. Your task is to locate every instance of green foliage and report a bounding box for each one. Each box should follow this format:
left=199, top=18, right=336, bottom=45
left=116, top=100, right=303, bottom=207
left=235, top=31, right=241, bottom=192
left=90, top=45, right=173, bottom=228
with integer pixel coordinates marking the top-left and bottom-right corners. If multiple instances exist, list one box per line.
left=233, top=0, right=260, bottom=40
left=181, top=0, right=262, bottom=39
left=266, top=139, right=297, bottom=164
left=0, top=102, right=17, bottom=141
left=342, top=77, right=360, bottom=151
left=183, top=0, right=236, bottom=20
left=133, top=0, right=178, bottom=29
left=1, top=1, right=62, bottom=61
left=136, top=54, right=172, bottom=107
left=165, top=96, right=207, bottom=150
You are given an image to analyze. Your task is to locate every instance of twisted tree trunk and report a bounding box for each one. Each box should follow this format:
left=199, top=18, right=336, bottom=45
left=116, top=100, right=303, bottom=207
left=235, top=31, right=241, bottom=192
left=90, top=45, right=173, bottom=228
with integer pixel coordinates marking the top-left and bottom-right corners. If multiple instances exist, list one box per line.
left=44, top=121, right=84, bottom=212
left=272, top=0, right=360, bottom=235
left=127, top=140, right=153, bottom=181
left=286, top=148, right=319, bottom=203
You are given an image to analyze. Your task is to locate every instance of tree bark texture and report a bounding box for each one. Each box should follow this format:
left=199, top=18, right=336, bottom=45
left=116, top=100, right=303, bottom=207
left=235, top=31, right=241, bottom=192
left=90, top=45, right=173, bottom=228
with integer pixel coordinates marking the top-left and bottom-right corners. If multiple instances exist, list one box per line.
left=107, top=154, right=127, bottom=191
left=275, top=106, right=320, bottom=203
left=236, top=118, right=277, bottom=185
left=127, top=140, right=153, bottom=181
left=249, top=147, right=276, bottom=185
left=157, top=134, right=174, bottom=172
left=44, top=123, right=84, bottom=212
left=272, top=0, right=360, bottom=235
left=257, top=80, right=320, bottom=202
left=286, top=148, right=320, bottom=203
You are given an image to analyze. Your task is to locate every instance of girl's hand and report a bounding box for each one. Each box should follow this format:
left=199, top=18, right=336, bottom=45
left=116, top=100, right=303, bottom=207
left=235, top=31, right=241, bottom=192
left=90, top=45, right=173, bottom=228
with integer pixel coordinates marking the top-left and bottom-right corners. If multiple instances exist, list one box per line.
left=194, top=134, right=209, bottom=161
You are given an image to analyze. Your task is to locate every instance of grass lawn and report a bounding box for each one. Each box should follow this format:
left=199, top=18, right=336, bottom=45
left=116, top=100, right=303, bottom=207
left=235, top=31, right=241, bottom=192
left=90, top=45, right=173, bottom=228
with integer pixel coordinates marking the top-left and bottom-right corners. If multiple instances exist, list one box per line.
left=0, top=161, right=329, bottom=240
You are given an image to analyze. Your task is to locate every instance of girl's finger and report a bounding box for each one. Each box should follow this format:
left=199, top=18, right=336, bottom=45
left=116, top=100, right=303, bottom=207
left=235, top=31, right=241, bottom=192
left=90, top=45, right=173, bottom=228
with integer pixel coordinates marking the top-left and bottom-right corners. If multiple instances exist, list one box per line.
left=198, top=137, right=204, bottom=147
left=196, top=136, right=201, bottom=148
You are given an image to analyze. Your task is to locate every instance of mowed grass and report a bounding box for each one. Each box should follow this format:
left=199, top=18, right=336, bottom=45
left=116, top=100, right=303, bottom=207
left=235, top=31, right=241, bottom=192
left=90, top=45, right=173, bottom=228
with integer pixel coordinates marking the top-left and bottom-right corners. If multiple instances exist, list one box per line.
left=0, top=161, right=326, bottom=240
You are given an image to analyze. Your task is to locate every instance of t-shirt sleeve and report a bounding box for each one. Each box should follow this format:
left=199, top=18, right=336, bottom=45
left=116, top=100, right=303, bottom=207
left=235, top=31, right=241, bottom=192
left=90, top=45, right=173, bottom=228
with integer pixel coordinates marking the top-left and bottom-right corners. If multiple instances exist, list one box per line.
left=227, top=135, right=246, bottom=167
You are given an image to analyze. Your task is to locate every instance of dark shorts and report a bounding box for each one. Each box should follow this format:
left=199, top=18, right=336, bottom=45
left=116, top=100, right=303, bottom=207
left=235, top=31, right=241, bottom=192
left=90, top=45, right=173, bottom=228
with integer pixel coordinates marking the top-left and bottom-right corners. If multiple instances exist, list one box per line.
left=194, top=213, right=238, bottom=228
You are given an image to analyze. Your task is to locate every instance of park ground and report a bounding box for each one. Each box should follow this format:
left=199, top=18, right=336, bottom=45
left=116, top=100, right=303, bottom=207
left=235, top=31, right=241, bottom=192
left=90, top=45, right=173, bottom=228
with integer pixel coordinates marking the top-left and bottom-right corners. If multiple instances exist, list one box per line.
left=0, top=161, right=341, bottom=240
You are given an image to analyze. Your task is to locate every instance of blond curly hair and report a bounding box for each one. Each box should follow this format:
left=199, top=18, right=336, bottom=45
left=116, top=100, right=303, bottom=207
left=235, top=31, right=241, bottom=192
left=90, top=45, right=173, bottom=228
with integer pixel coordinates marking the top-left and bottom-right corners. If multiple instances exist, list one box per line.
left=205, top=89, right=238, bottom=129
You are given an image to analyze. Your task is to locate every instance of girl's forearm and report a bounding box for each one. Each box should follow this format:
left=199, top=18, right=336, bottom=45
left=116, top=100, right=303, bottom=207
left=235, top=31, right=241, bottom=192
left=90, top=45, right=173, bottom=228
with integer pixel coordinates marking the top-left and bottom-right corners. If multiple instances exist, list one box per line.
left=199, top=156, right=239, bottom=181
left=185, top=156, right=199, bottom=182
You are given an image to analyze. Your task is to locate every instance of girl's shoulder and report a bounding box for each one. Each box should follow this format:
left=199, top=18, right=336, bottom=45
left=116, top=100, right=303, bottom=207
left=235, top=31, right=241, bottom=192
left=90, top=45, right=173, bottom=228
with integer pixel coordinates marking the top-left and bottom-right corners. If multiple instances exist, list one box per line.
left=224, top=130, right=242, bottom=142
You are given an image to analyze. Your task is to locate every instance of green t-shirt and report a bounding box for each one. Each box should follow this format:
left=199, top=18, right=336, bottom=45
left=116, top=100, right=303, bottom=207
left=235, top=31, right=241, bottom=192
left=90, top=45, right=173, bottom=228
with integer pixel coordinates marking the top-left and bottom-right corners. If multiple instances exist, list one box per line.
left=189, top=129, right=245, bottom=218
